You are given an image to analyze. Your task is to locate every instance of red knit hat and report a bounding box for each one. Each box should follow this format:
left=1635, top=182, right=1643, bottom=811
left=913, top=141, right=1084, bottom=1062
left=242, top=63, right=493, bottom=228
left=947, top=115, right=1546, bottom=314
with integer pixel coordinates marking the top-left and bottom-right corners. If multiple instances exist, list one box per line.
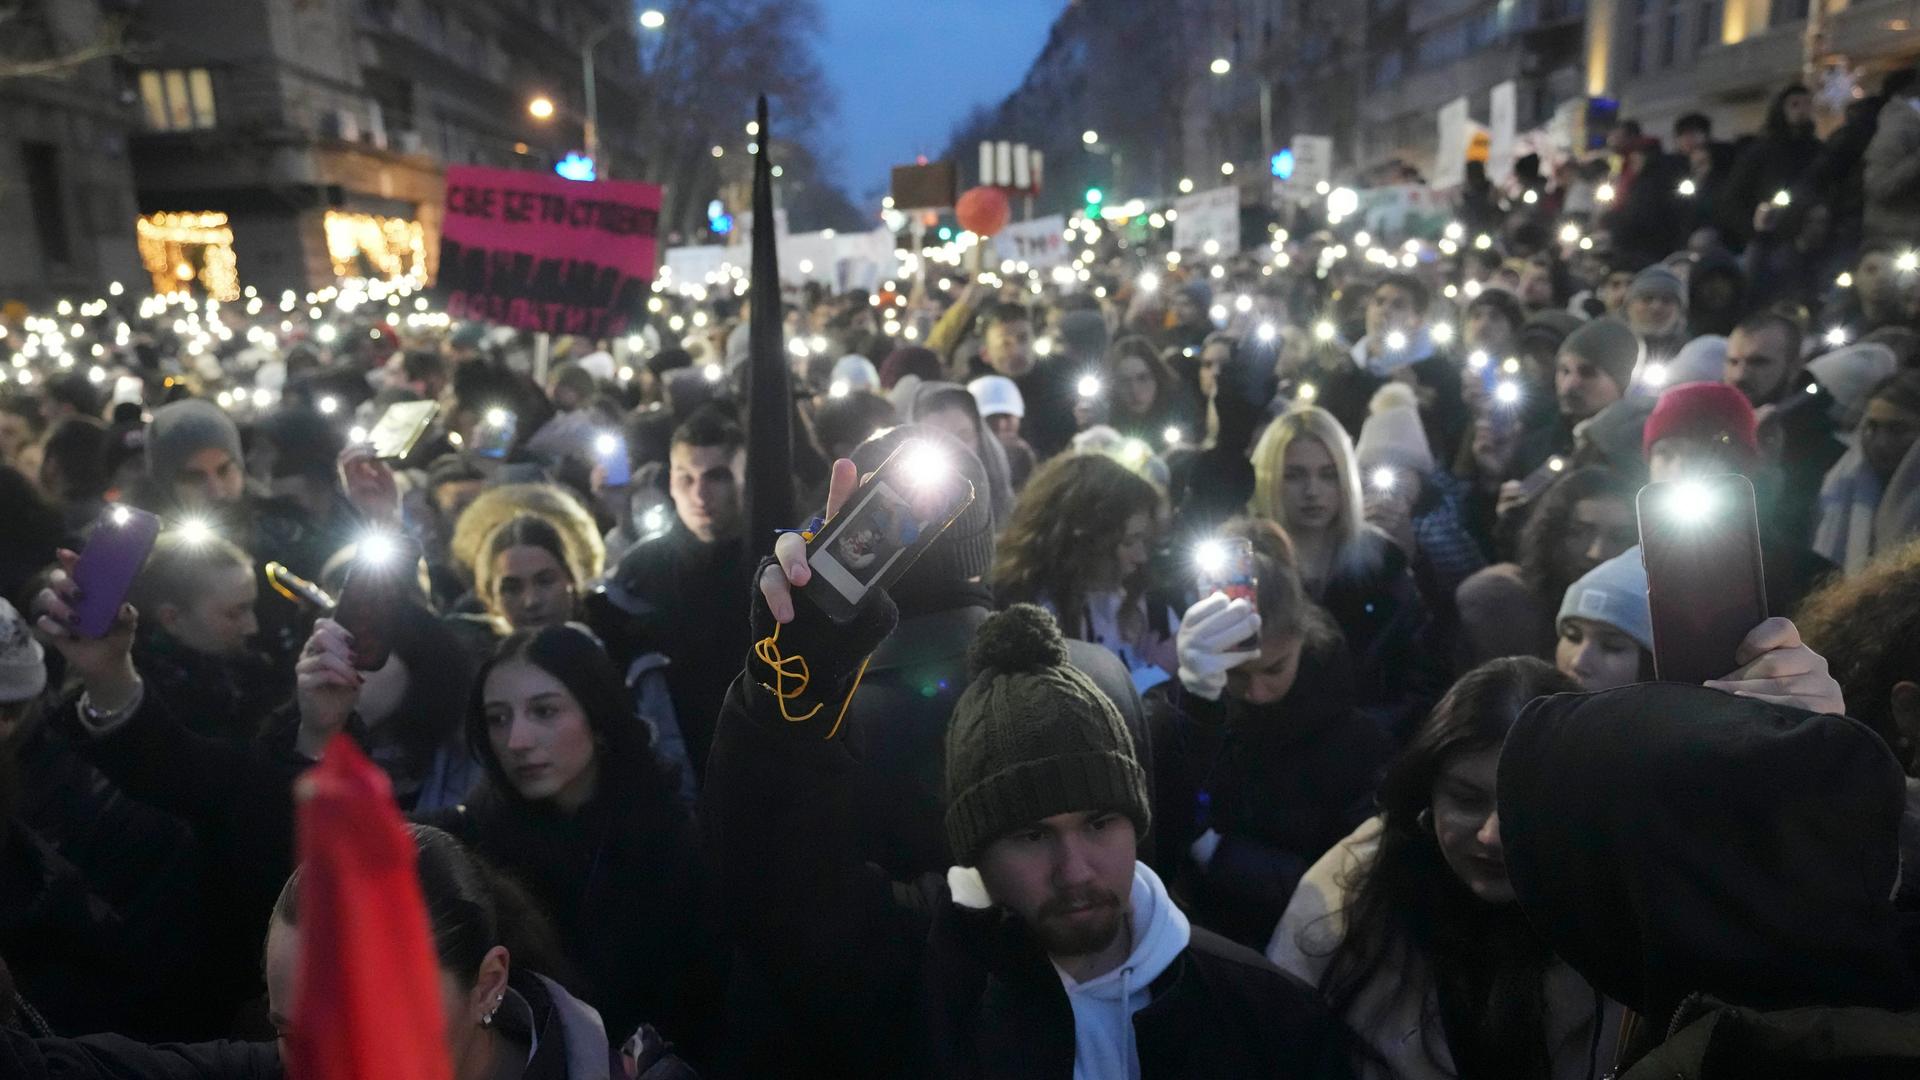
left=1642, top=382, right=1758, bottom=461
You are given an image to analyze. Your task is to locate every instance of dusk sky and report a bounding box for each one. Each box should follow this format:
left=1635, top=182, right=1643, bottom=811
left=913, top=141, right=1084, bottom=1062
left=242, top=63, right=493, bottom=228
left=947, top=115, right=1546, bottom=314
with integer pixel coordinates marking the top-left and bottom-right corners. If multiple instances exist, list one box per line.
left=815, top=0, right=1064, bottom=201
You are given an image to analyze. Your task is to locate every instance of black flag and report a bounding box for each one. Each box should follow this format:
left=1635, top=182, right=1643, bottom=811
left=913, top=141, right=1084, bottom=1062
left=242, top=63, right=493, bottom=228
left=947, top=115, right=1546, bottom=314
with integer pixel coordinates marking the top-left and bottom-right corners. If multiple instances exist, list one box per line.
left=742, top=96, right=795, bottom=560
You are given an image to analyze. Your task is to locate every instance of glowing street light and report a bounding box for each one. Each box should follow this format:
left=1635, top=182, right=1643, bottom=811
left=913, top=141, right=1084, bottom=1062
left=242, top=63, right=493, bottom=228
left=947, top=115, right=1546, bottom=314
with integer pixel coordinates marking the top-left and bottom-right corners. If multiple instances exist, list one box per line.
left=1082, top=129, right=1100, bottom=146
left=638, top=8, right=665, bottom=30
left=528, top=96, right=556, bottom=120
left=1210, top=57, right=1233, bottom=76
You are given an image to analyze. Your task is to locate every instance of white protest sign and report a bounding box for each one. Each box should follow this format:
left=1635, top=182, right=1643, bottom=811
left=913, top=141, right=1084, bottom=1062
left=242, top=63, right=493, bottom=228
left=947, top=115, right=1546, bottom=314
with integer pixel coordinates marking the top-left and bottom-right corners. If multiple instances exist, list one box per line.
left=1488, top=81, right=1517, bottom=185
left=1291, top=134, right=1333, bottom=189
left=992, top=214, right=1069, bottom=269
left=1173, top=185, right=1240, bottom=257
left=1432, top=97, right=1470, bottom=190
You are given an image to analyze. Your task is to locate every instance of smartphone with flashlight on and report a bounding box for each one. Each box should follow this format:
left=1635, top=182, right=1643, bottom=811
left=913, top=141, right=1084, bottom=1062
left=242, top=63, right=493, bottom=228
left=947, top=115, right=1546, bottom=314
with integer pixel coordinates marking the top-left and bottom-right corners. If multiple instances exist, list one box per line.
left=266, top=562, right=336, bottom=612
left=331, top=534, right=420, bottom=670
left=473, top=409, right=517, bottom=460
left=70, top=506, right=161, bottom=638
left=366, top=400, right=439, bottom=461
left=1637, top=474, right=1768, bottom=685
left=1515, top=455, right=1569, bottom=503
left=595, top=432, right=631, bottom=488
left=1194, top=537, right=1258, bottom=604
left=801, top=440, right=977, bottom=624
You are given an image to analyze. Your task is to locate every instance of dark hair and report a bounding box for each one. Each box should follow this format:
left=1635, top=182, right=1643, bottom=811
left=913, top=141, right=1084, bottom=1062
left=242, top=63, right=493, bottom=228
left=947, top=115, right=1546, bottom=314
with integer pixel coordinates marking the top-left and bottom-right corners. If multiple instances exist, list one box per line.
left=1465, top=288, right=1525, bottom=332
left=1311, top=658, right=1582, bottom=1080
left=1868, top=369, right=1920, bottom=416
left=669, top=405, right=743, bottom=456
left=466, top=624, right=682, bottom=820
left=1734, top=309, right=1803, bottom=366
left=0, top=394, right=45, bottom=437
left=40, top=416, right=111, bottom=501
left=1517, top=466, right=1637, bottom=601
left=1797, top=538, right=1920, bottom=764
left=401, top=349, right=447, bottom=384
left=273, top=824, right=569, bottom=985
left=1376, top=273, right=1431, bottom=316
left=1108, top=336, right=1183, bottom=421
left=1765, top=83, right=1811, bottom=139
left=810, top=391, right=898, bottom=457
left=44, top=372, right=104, bottom=419
left=384, top=600, right=479, bottom=770
left=982, top=303, right=1032, bottom=331
left=1883, top=67, right=1919, bottom=101
left=1673, top=113, right=1712, bottom=138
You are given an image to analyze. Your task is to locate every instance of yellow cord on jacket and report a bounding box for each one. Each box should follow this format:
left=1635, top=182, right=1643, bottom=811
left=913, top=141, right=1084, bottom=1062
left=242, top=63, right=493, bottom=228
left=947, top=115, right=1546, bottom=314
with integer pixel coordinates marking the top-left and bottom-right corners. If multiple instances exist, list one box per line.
left=753, top=621, right=872, bottom=741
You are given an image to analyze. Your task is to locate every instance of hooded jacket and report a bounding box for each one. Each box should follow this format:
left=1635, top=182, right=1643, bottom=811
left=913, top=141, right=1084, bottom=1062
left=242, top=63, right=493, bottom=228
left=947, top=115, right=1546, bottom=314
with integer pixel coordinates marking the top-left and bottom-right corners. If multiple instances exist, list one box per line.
left=1864, top=94, right=1920, bottom=245
left=1499, top=684, right=1918, bottom=1046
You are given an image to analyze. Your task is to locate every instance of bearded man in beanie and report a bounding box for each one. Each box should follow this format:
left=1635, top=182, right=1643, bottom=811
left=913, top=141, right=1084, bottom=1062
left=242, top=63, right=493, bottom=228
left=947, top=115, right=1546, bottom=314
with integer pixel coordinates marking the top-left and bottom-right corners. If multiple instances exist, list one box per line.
left=1506, top=316, right=1640, bottom=483
left=704, top=455, right=1353, bottom=1079
left=1623, top=266, right=1689, bottom=358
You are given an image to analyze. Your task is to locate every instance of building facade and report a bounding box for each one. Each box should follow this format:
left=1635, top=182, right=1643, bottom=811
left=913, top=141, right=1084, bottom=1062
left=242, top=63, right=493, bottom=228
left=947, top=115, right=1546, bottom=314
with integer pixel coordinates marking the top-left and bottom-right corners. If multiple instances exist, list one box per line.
left=0, top=0, right=143, bottom=306
left=1588, top=0, right=1920, bottom=139
left=126, top=0, right=652, bottom=297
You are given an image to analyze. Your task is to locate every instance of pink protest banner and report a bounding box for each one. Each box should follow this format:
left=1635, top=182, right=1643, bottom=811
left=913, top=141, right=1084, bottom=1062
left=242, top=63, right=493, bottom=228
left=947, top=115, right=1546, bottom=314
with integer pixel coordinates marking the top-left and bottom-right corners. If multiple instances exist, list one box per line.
left=435, top=165, right=662, bottom=337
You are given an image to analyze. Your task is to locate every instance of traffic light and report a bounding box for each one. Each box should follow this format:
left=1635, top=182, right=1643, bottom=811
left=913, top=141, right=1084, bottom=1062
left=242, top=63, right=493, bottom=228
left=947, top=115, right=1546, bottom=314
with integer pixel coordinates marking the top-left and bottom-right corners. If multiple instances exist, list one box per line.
left=1085, top=187, right=1104, bottom=207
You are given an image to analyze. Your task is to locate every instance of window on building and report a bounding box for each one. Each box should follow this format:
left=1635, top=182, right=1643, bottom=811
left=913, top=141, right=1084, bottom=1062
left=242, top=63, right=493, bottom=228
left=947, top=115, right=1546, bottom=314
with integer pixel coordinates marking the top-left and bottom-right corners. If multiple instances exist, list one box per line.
left=1695, top=0, right=1719, bottom=48
left=1773, top=0, right=1810, bottom=25
left=1661, top=1, right=1683, bottom=66
left=20, top=142, right=71, bottom=266
left=138, top=68, right=216, bottom=131
left=1629, top=0, right=1654, bottom=74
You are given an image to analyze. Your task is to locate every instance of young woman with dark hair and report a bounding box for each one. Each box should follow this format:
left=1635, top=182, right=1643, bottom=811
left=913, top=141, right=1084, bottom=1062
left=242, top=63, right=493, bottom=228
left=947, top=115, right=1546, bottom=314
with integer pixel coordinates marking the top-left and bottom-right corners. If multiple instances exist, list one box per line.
left=424, top=624, right=720, bottom=1061
left=1268, top=657, right=1620, bottom=1080
left=1455, top=467, right=1638, bottom=666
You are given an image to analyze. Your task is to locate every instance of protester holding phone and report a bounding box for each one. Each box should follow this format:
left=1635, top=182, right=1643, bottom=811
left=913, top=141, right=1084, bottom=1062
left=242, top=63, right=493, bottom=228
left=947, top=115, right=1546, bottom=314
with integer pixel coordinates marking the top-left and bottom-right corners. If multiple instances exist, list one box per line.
left=125, top=527, right=283, bottom=741
left=1158, top=518, right=1389, bottom=949
left=1356, top=385, right=1487, bottom=618
left=709, top=468, right=1353, bottom=1077
left=1250, top=406, right=1439, bottom=739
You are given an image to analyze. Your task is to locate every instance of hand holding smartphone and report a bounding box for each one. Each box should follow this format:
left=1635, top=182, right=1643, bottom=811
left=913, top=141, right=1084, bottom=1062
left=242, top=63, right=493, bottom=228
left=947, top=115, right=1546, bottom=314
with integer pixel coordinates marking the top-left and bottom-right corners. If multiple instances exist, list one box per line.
left=1637, top=474, right=1768, bottom=685
left=800, top=440, right=977, bottom=624
left=332, top=534, right=420, bottom=670
left=70, top=507, right=161, bottom=639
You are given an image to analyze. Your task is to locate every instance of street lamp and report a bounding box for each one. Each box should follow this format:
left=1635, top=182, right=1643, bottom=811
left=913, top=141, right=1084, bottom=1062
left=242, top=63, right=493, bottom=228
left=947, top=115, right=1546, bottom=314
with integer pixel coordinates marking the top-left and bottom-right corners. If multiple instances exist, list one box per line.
left=1210, top=56, right=1273, bottom=164
left=574, top=7, right=667, bottom=177
left=1082, top=129, right=1099, bottom=146
left=528, top=96, right=556, bottom=120
left=1082, top=130, right=1122, bottom=200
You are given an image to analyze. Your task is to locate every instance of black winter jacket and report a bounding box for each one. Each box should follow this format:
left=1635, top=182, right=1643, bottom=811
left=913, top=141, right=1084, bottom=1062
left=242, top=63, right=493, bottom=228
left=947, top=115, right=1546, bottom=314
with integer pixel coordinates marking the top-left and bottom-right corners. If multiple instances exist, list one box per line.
left=703, top=626, right=1357, bottom=1079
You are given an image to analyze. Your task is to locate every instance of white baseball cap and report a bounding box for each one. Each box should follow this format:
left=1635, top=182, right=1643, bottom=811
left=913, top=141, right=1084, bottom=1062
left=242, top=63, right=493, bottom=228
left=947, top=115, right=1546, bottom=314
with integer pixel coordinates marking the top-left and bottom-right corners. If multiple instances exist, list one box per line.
left=967, top=375, right=1025, bottom=420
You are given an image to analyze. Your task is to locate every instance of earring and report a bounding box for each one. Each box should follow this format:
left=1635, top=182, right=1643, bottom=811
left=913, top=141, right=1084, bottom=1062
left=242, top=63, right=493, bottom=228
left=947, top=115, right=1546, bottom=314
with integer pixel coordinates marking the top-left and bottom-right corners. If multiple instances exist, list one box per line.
left=480, top=994, right=504, bottom=1027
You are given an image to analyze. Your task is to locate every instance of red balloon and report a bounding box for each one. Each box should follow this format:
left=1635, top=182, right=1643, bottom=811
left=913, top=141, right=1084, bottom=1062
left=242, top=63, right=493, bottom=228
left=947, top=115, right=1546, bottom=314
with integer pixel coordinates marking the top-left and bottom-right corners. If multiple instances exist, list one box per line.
left=955, top=186, right=1012, bottom=237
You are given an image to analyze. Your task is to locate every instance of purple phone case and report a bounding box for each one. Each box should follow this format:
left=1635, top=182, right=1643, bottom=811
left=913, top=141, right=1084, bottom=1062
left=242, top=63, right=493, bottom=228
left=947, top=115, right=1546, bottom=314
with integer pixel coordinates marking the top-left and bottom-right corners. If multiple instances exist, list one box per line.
left=71, top=508, right=160, bottom=639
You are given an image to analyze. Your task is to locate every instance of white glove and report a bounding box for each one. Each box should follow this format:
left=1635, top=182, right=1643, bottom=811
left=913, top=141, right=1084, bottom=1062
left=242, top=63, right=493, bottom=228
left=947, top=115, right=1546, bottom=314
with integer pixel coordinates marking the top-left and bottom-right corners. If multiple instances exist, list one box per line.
left=1176, top=593, right=1262, bottom=701
left=1189, top=827, right=1224, bottom=869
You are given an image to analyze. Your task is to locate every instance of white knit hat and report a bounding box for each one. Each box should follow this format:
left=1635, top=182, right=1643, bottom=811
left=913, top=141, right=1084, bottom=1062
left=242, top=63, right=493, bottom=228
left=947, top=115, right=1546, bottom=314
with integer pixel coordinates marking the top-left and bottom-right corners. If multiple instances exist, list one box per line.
left=1355, top=383, right=1434, bottom=475
left=1809, top=343, right=1898, bottom=430
left=0, top=598, right=47, bottom=704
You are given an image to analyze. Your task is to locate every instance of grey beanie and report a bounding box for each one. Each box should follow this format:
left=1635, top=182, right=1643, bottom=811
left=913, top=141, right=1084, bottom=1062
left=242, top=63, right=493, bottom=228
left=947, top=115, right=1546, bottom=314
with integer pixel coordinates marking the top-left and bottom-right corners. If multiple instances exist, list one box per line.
left=1627, top=267, right=1687, bottom=308
left=1563, top=316, right=1644, bottom=396
left=146, top=399, right=244, bottom=482
left=944, top=605, right=1151, bottom=865
left=0, top=598, right=47, bottom=704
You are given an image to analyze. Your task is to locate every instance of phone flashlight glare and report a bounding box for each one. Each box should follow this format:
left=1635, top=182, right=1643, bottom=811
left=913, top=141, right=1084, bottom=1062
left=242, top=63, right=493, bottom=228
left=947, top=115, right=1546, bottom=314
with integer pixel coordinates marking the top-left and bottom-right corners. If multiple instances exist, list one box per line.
left=1664, top=479, right=1717, bottom=524
left=1370, top=467, right=1397, bottom=492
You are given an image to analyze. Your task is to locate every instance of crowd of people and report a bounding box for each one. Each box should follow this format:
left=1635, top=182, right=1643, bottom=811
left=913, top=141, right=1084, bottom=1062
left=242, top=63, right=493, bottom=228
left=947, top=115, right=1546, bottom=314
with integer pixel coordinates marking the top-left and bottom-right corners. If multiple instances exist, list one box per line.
left=1, top=70, right=1920, bottom=1079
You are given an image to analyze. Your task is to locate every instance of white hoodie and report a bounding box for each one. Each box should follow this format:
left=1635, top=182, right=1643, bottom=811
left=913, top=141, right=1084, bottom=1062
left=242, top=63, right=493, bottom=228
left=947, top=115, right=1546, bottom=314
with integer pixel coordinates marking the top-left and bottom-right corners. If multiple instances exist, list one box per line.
left=1053, top=862, right=1191, bottom=1080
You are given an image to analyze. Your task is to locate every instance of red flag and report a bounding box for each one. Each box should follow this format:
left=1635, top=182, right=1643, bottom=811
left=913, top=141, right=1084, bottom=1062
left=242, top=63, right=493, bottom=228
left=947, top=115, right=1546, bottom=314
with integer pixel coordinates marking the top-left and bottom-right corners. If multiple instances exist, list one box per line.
left=288, top=736, right=451, bottom=1080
